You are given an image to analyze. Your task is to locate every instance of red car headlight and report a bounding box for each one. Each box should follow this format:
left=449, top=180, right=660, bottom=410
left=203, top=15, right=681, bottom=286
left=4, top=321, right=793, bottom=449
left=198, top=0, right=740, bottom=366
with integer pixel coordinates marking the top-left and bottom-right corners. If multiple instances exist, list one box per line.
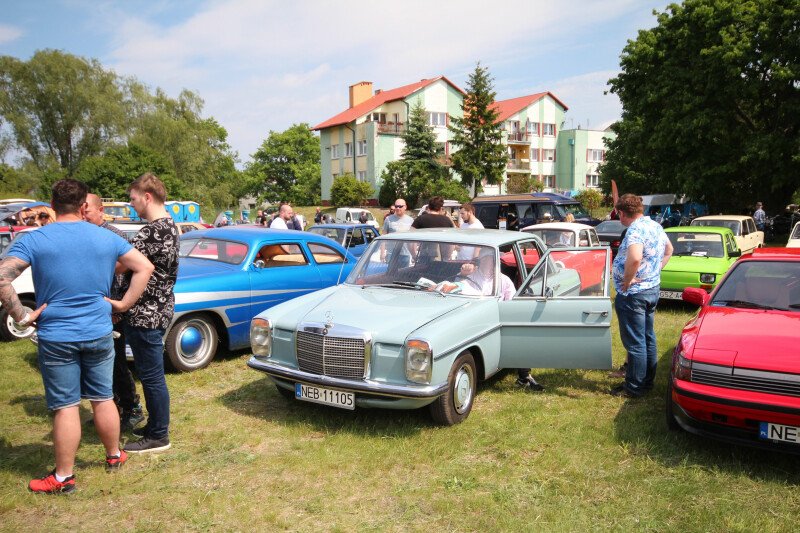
left=672, top=331, right=697, bottom=381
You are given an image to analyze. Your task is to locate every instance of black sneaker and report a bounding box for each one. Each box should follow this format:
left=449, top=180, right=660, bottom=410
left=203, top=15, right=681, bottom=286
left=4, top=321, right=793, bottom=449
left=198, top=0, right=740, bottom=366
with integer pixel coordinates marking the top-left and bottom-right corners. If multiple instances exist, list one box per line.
left=121, top=407, right=145, bottom=432
left=609, top=384, right=639, bottom=398
left=124, top=436, right=171, bottom=454
left=516, top=375, right=545, bottom=392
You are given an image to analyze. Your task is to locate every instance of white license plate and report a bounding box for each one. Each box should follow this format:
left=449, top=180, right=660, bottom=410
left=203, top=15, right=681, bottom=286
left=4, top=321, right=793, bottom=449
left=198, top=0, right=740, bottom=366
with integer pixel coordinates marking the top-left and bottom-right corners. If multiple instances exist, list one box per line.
left=659, top=290, right=683, bottom=300
left=295, top=383, right=355, bottom=410
left=600, top=241, right=610, bottom=246
left=760, top=422, right=800, bottom=444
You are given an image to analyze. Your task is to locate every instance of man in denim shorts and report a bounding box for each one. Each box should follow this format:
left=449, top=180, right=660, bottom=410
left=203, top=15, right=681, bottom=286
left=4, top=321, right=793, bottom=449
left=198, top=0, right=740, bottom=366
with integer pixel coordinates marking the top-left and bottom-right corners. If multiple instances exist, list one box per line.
left=0, top=179, right=154, bottom=494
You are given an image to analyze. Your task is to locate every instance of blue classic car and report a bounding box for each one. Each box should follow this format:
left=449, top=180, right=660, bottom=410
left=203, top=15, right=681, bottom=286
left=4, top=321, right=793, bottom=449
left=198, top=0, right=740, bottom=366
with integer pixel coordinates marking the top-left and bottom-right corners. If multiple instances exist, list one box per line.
left=248, top=229, right=612, bottom=425
left=168, top=227, right=356, bottom=371
left=306, top=223, right=379, bottom=258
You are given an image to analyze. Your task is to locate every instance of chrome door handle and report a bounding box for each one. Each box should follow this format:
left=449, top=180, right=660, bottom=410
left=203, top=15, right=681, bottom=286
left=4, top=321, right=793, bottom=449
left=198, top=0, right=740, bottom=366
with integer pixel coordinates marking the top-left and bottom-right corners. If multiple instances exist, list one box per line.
left=583, top=311, right=608, bottom=317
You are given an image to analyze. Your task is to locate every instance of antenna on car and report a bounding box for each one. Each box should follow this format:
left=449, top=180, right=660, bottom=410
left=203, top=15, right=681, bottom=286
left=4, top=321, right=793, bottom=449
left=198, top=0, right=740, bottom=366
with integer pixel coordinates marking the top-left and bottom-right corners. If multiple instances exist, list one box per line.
left=335, top=226, right=354, bottom=285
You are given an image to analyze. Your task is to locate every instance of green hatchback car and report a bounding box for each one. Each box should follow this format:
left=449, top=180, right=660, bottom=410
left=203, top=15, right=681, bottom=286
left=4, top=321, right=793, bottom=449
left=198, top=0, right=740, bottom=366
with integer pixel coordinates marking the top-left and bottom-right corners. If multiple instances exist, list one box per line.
left=659, top=226, right=741, bottom=300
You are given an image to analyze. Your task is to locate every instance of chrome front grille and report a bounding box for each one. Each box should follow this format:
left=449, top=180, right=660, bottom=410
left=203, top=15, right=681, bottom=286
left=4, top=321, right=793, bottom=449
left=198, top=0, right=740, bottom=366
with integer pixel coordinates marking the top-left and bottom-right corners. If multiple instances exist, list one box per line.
left=691, top=363, right=800, bottom=398
left=296, top=330, right=366, bottom=379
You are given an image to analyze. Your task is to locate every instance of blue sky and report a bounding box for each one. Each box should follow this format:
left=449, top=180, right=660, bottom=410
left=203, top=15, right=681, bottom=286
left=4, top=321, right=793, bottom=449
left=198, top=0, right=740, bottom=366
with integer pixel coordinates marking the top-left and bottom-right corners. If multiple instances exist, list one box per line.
left=1, top=0, right=670, bottom=164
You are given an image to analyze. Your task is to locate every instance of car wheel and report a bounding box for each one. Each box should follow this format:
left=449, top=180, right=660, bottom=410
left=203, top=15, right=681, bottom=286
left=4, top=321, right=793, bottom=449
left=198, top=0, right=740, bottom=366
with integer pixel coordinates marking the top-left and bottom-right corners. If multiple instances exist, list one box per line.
left=165, top=314, right=219, bottom=372
left=0, top=297, right=36, bottom=341
left=665, top=379, right=680, bottom=431
left=429, top=350, right=476, bottom=426
left=275, top=383, right=296, bottom=400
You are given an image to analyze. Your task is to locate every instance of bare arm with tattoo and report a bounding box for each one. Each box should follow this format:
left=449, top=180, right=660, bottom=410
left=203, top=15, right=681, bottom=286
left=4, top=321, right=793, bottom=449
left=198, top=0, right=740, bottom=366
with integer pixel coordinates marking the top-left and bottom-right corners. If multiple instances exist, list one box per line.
left=0, top=257, right=47, bottom=324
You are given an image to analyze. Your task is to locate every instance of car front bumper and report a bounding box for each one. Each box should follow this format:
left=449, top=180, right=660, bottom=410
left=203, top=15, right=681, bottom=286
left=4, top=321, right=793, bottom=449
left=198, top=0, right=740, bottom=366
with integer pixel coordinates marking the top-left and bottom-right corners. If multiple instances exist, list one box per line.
left=670, top=381, right=800, bottom=455
left=247, top=356, right=448, bottom=408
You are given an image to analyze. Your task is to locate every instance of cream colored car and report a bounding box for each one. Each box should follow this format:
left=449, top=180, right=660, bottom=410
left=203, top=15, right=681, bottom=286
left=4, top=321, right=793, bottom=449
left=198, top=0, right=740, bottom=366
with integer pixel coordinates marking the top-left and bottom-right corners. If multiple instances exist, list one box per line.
left=787, top=221, right=800, bottom=248
left=690, top=215, right=764, bottom=253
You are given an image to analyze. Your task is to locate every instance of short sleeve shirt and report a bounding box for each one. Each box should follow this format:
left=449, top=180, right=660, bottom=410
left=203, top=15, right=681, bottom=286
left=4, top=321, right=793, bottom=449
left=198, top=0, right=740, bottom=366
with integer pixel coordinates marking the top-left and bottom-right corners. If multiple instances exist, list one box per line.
left=270, top=217, right=288, bottom=230
left=382, top=214, right=413, bottom=234
left=411, top=213, right=454, bottom=229
left=8, top=221, right=131, bottom=342
left=126, top=218, right=179, bottom=330
left=612, top=216, right=668, bottom=294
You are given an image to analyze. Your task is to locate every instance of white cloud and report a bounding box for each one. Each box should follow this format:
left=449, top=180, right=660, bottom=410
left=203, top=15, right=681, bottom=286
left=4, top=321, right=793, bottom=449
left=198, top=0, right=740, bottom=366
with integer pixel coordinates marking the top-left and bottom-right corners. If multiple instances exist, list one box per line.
left=99, top=0, right=647, bottom=158
left=0, top=24, right=23, bottom=45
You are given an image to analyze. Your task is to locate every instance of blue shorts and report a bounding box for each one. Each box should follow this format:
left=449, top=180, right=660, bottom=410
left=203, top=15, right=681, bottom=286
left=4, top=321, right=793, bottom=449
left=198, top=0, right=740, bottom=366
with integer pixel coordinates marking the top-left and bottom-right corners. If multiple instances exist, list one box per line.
left=37, top=334, right=115, bottom=410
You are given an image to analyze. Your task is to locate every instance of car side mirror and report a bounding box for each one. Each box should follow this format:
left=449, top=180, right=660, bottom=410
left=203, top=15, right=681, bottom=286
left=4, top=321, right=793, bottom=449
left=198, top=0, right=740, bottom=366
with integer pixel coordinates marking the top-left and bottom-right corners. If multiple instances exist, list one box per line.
left=682, top=287, right=708, bottom=306
left=729, top=250, right=741, bottom=257
left=254, top=259, right=265, bottom=269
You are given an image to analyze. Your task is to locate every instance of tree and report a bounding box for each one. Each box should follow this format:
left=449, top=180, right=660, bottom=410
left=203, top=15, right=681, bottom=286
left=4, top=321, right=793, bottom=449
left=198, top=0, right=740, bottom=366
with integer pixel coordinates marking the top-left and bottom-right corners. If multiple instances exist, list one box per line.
left=448, top=63, right=507, bottom=194
left=506, top=174, right=534, bottom=194
left=74, top=143, right=179, bottom=200
left=244, top=123, right=320, bottom=206
left=575, top=188, right=604, bottom=214
left=603, top=0, right=800, bottom=213
left=0, top=49, right=127, bottom=176
left=331, top=174, right=373, bottom=207
left=377, top=101, right=469, bottom=207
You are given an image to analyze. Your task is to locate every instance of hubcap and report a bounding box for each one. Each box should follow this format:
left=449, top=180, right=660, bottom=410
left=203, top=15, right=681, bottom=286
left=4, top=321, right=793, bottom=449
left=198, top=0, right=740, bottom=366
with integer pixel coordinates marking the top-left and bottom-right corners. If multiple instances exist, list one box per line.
left=179, top=325, right=204, bottom=356
left=453, top=364, right=474, bottom=414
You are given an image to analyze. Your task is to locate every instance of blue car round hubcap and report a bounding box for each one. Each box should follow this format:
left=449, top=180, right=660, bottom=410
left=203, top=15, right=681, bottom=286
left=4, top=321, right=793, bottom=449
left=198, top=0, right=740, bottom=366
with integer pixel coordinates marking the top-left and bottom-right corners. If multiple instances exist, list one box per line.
left=180, top=326, right=204, bottom=357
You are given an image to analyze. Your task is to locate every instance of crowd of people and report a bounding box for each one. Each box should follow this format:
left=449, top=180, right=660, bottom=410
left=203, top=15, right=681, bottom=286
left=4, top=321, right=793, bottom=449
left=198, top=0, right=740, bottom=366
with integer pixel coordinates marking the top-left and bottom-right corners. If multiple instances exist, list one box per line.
left=0, top=174, right=178, bottom=494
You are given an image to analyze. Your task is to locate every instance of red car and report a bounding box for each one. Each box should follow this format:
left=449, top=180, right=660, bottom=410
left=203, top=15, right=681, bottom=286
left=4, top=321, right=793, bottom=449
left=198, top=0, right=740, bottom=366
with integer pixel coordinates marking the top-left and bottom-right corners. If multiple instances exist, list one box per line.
left=667, top=248, right=800, bottom=453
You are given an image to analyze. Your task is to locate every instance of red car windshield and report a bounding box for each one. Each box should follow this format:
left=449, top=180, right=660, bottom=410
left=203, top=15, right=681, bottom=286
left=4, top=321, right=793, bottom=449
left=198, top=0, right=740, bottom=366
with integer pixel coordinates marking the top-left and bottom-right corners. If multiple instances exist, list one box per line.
left=711, top=261, right=800, bottom=311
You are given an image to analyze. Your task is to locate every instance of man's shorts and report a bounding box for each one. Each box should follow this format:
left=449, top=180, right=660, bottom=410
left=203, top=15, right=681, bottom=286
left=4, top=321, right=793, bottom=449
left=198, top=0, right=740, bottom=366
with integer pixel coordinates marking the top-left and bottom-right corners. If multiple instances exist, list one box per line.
left=37, top=333, right=115, bottom=410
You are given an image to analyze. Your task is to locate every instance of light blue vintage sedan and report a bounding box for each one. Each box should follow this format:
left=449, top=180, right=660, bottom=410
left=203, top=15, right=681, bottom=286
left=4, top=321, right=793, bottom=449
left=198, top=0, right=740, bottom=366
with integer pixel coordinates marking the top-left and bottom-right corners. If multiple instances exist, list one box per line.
left=248, top=229, right=612, bottom=425
left=168, top=226, right=356, bottom=371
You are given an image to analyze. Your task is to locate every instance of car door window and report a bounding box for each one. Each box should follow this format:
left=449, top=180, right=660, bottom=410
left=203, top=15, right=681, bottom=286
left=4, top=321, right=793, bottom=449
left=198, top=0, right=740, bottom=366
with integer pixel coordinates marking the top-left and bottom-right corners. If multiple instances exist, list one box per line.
left=364, top=228, right=377, bottom=242
left=518, top=248, right=609, bottom=298
left=255, top=243, right=309, bottom=267
left=349, top=228, right=365, bottom=247
left=308, top=242, right=346, bottom=264
left=588, top=229, right=600, bottom=246
left=515, top=239, right=542, bottom=277
left=476, top=205, right=499, bottom=228
left=579, top=230, right=591, bottom=247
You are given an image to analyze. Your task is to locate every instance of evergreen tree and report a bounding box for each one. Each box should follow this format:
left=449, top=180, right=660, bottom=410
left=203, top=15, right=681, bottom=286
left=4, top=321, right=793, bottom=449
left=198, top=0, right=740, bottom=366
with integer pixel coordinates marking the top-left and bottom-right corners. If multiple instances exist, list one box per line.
left=401, top=101, right=440, bottom=163
left=448, top=63, right=507, bottom=195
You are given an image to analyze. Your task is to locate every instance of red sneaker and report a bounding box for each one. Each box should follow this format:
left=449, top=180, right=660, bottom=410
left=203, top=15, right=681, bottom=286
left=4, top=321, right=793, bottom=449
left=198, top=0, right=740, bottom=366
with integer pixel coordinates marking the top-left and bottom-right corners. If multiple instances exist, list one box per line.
left=28, top=470, right=76, bottom=494
left=105, top=450, right=128, bottom=471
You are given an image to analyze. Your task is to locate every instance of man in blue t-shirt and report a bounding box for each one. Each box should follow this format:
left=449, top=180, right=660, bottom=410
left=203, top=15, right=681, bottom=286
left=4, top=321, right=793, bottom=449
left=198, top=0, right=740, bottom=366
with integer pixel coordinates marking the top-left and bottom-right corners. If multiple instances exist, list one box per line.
left=0, top=179, right=154, bottom=494
left=610, top=194, right=673, bottom=398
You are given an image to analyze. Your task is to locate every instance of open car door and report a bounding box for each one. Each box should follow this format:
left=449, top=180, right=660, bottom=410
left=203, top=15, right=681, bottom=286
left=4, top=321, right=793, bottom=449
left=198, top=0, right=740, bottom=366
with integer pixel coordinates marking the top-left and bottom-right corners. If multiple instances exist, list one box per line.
left=498, top=247, right=612, bottom=370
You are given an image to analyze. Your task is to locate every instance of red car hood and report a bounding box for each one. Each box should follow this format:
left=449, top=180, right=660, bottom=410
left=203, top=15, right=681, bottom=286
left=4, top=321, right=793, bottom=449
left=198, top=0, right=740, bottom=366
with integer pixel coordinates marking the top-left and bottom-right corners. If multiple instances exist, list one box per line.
left=694, top=307, right=800, bottom=373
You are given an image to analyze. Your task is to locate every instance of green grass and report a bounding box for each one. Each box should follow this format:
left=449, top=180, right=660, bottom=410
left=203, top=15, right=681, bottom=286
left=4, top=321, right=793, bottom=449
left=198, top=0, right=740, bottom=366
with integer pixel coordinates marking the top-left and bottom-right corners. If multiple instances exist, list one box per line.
left=1, top=303, right=798, bottom=532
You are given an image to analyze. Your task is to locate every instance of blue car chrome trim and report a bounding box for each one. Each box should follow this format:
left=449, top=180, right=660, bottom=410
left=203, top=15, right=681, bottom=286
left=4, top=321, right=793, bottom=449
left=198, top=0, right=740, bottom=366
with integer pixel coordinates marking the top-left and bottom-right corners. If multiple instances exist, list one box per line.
left=247, top=357, right=448, bottom=399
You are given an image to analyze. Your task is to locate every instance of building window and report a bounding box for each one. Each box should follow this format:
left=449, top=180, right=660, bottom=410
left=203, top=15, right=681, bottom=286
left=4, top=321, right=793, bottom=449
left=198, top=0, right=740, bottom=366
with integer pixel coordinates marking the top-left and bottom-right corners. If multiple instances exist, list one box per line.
left=357, top=170, right=367, bottom=181
left=543, top=149, right=556, bottom=161
left=542, top=123, right=556, bottom=136
left=530, top=148, right=539, bottom=162
left=587, top=149, right=604, bottom=162
left=345, top=142, right=353, bottom=157
left=427, top=112, right=447, bottom=127
left=527, top=121, right=539, bottom=136
left=542, top=175, right=555, bottom=188
left=356, top=139, right=367, bottom=156
left=368, top=112, right=387, bottom=123
left=586, top=174, right=600, bottom=188
left=331, top=144, right=339, bottom=159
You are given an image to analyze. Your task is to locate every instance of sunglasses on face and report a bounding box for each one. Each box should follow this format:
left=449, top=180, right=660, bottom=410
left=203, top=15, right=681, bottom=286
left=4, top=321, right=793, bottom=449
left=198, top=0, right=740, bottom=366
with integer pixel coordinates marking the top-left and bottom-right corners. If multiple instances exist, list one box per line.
left=394, top=204, right=405, bottom=208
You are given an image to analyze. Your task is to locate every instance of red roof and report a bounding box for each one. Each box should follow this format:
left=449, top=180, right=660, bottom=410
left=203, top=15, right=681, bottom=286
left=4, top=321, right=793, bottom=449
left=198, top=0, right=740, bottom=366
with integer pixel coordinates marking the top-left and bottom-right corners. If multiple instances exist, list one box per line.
left=312, top=76, right=464, bottom=131
left=490, top=92, right=569, bottom=122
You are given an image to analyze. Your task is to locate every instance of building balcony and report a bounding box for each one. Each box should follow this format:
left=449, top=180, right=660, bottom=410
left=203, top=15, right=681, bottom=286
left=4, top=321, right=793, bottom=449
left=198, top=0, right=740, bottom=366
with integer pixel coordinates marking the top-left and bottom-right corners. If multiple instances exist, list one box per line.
left=436, top=155, right=452, bottom=167
left=506, top=132, right=530, bottom=144
left=377, top=122, right=405, bottom=135
left=507, top=160, right=531, bottom=171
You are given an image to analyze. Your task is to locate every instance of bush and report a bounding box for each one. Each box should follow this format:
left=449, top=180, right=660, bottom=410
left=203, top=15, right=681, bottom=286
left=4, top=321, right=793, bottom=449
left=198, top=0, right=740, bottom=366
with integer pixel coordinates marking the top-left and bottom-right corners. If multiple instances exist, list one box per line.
left=575, top=188, right=604, bottom=212
left=331, top=174, right=374, bottom=207
left=506, top=174, right=533, bottom=194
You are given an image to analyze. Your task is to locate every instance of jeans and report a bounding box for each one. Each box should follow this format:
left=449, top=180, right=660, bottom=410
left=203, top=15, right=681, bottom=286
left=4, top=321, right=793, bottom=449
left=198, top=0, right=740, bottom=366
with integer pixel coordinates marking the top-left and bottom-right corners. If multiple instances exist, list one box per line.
left=37, top=334, right=115, bottom=410
left=112, top=322, right=140, bottom=412
left=615, top=287, right=660, bottom=396
left=124, top=325, right=169, bottom=439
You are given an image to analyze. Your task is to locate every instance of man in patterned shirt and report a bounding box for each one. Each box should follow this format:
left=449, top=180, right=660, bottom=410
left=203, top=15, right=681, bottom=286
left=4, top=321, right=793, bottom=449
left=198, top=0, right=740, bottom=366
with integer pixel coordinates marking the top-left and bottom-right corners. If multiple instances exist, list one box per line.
left=121, top=174, right=179, bottom=453
left=610, top=194, right=673, bottom=398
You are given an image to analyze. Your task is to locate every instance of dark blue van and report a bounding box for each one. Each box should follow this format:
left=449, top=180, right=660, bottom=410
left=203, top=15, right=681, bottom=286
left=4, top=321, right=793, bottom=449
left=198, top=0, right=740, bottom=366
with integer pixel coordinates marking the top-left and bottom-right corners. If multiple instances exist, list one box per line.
left=472, top=192, right=600, bottom=230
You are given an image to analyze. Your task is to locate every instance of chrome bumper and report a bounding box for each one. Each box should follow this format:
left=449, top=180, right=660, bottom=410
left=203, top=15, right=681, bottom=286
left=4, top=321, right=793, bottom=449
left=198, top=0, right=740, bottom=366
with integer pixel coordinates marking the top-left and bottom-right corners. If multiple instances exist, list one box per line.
left=247, top=356, right=448, bottom=400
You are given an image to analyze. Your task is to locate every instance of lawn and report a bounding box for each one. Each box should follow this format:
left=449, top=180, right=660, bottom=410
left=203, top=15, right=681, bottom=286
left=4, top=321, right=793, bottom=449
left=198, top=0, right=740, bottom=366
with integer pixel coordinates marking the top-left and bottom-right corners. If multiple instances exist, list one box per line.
left=0, top=301, right=798, bottom=532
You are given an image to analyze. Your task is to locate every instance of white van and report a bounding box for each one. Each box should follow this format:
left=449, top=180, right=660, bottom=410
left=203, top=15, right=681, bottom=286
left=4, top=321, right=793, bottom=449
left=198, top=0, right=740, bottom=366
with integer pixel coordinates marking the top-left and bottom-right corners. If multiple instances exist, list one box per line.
left=334, top=208, right=379, bottom=230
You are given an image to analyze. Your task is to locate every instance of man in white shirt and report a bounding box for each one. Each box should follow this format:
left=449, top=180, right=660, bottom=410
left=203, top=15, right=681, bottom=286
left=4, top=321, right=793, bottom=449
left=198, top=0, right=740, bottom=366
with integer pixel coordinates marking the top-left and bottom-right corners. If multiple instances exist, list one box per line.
left=457, top=203, right=484, bottom=260
left=270, top=204, right=293, bottom=230
left=380, top=198, right=414, bottom=265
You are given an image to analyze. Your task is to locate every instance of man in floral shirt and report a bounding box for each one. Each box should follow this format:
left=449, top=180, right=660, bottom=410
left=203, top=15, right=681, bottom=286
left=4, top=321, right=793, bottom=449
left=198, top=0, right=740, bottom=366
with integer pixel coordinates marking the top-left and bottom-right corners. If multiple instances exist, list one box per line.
left=610, top=194, right=673, bottom=398
left=123, top=173, right=179, bottom=453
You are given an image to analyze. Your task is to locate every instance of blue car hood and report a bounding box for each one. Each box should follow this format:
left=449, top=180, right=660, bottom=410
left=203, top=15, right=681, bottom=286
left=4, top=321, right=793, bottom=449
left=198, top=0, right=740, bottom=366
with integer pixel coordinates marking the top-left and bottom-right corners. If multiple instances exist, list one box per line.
left=295, top=285, right=473, bottom=344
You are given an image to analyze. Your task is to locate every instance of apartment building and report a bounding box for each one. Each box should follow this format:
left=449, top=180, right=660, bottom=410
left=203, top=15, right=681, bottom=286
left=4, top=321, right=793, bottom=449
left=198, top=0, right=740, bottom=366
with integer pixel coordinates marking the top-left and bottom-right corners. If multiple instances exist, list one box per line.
left=313, top=77, right=464, bottom=204
left=314, top=77, right=613, bottom=203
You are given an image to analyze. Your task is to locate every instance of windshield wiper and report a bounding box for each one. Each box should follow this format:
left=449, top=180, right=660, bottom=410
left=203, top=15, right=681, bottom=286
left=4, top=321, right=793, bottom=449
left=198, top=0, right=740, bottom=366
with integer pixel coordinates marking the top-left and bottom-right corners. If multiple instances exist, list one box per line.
left=715, top=299, right=776, bottom=310
left=378, top=281, right=425, bottom=289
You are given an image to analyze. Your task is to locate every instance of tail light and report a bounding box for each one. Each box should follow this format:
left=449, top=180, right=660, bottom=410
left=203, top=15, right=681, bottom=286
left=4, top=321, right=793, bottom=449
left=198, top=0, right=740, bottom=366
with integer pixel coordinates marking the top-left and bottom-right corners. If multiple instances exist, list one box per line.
left=611, top=240, right=621, bottom=248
